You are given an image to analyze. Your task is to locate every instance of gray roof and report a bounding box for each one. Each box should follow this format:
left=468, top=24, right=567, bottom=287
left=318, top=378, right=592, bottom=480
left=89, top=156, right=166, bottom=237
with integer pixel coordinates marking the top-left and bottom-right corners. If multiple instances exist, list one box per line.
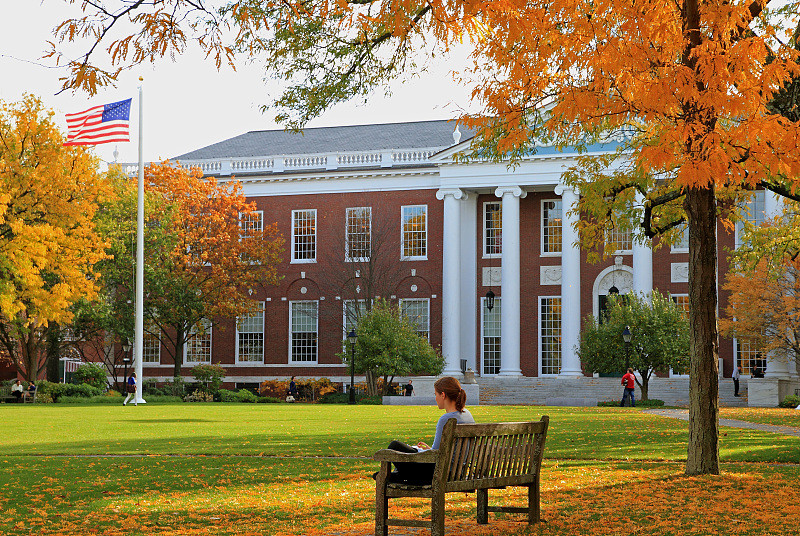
left=173, top=120, right=472, bottom=160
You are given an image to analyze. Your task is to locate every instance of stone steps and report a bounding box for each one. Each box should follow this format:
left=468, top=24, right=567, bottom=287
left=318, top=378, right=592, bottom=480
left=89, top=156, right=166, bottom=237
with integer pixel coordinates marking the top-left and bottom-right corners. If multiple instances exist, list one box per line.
left=476, top=377, right=750, bottom=408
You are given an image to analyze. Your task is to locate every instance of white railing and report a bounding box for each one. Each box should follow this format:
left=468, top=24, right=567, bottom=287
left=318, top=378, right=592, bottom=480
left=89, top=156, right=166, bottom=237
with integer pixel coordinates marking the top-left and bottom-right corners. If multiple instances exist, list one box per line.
left=118, top=146, right=445, bottom=177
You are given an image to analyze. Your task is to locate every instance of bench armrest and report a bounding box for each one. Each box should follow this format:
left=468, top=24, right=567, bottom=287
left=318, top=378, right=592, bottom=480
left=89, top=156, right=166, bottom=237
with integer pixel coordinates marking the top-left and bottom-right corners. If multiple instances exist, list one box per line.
left=372, top=449, right=439, bottom=464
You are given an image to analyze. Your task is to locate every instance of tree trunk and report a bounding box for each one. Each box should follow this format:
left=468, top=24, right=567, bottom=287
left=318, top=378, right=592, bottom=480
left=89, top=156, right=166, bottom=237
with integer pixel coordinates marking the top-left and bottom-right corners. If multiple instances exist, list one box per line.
left=684, top=187, right=720, bottom=475
left=365, top=369, right=378, bottom=396
left=636, top=371, right=650, bottom=401
left=173, top=329, right=185, bottom=379
left=45, top=324, right=60, bottom=383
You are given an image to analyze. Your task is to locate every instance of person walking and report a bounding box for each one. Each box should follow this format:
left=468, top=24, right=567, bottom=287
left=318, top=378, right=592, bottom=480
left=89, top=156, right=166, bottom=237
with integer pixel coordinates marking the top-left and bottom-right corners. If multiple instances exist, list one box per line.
left=733, top=365, right=742, bottom=397
left=620, top=368, right=636, bottom=407
left=123, top=372, right=137, bottom=406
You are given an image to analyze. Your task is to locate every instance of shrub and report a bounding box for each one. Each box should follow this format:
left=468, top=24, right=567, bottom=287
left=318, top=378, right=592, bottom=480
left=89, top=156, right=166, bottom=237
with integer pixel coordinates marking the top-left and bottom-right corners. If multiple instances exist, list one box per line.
left=60, top=395, right=124, bottom=404
left=317, top=392, right=383, bottom=404
left=598, top=399, right=665, bottom=408
left=191, top=364, right=225, bottom=395
left=256, top=396, right=282, bottom=403
left=219, top=389, right=259, bottom=403
left=779, top=395, right=800, bottom=408
left=143, top=377, right=186, bottom=397
left=185, top=391, right=214, bottom=402
left=39, top=381, right=103, bottom=402
left=142, top=395, right=183, bottom=403
left=259, top=377, right=341, bottom=401
left=71, top=363, right=108, bottom=389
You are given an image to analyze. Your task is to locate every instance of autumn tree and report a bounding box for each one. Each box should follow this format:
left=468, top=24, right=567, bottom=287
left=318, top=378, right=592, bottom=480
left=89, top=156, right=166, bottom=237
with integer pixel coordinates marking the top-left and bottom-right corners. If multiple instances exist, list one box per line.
left=0, top=95, right=110, bottom=381
left=52, top=0, right=800, bottom=476
left=92, top=162, right=284, bottom=379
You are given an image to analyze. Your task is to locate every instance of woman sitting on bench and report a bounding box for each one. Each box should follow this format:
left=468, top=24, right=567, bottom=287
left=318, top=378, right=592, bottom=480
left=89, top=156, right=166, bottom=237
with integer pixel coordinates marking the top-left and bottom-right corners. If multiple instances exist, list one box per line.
left=378, top=376, right=475, bottom=485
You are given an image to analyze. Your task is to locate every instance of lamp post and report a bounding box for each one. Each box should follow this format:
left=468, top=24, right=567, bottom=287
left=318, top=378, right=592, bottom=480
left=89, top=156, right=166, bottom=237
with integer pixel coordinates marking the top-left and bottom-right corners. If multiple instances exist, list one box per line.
left=122, top=341, right=132, bottom=392
left=347, top=329, right=357, bottom=405
left=622, top=325, right=632, bottom=370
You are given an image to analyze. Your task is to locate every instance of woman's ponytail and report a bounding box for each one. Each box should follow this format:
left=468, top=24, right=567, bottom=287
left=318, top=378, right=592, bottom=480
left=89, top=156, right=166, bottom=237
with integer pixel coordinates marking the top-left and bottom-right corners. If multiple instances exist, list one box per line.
left=434, top=376, right=467, bottom=412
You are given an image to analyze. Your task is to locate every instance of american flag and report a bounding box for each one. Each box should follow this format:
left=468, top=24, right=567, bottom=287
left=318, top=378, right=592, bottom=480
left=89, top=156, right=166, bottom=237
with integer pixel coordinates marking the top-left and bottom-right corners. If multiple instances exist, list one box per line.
left=64, top=99, right=131, bottom=145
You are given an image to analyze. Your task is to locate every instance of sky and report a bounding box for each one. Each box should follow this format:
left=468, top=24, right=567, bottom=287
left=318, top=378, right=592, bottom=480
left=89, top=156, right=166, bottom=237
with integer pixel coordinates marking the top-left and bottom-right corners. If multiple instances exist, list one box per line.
left=0, top=1, right=474, bottom=167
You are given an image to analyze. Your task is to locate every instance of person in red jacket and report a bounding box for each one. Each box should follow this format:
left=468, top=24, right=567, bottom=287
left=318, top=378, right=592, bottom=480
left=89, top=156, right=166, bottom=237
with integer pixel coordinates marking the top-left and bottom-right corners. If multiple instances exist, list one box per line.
left=620, top=368, right=636, bottom=407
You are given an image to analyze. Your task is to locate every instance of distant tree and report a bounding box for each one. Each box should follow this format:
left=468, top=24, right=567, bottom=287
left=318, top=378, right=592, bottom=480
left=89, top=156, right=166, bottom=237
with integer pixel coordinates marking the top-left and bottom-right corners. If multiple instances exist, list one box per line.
left=579, top=291, right=690, bottom=401
left=71, top=363, right=108, bottom=389
left=341, top=299, right=444, bottom=396
left=0, top=95, right=109, bottom=381
left=93, top=162, right=284, bottom=378
left=191, top=363, right=225, bottom=396
left=721, top=256, right=800, bottom=375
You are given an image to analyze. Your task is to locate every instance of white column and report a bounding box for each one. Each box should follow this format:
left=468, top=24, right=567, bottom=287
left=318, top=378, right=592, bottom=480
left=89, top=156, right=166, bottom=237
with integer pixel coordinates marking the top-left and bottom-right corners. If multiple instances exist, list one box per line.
left=495, top=186, right=526, bottom=376
left=459, top=195, right=478, bottom=373
left=555, top=184, right=583, bottom=377
left=436, top=188, right=467, bottom=376
left=763, top=191, right=792, bottom=378
left=632, top=193, right=653, bottom=299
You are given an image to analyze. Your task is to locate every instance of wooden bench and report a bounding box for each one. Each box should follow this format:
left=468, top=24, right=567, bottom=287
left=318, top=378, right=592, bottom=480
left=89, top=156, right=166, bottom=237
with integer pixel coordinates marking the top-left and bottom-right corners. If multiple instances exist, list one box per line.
left=373, top=416, right=549, bottom=536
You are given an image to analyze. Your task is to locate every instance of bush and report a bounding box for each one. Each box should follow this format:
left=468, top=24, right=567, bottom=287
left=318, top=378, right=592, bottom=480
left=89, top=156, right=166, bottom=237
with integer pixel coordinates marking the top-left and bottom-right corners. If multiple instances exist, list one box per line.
left=218, top=389, right=259, bottom=403
left=191, top=364, right=225, bottom=395
left=71, top=363, right=108, bottom=389
left=38, top=381, right=103, bottom=402
left=185, top=391, right=214, bottom=402
left=256, top=396, right=282, bottom=403
left=317, top=392, right=383, bottom=404
left=142, top=395, right=183, bottom=403
left=60, top=395, right=124, bottom=404
left=143, top=377, right=186, bottom=398
left=779, top=395, right=800, bottom=408
left=598, top=399, right=665, bottom=408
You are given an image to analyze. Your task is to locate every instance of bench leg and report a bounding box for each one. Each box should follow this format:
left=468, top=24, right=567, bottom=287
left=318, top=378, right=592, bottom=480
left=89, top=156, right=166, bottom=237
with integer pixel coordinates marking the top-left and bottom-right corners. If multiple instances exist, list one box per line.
left=476, top=488, right=488, bottom=524
left=528, top=478, right=541, bottom=523
left=431, top=491, right=445, bottom=536
left=375, top=462, right=389, bottom=536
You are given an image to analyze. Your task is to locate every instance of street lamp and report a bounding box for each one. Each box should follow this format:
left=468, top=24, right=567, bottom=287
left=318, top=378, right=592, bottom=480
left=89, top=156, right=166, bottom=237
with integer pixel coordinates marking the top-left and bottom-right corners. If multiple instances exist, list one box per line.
left=622, top=325, right=632, bottom=370
left=122, top=341, right=132, bottom=392
left=347, top=329, right=357, bottom=405
left=485, top=290, right=495, bottom=312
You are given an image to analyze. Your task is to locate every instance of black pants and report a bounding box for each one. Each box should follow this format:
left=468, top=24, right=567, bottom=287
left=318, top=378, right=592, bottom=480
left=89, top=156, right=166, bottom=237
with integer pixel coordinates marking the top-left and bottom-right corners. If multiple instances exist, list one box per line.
left=387, top=440, right=435, bottom=485
left=734, top=378, right=740, bottom=396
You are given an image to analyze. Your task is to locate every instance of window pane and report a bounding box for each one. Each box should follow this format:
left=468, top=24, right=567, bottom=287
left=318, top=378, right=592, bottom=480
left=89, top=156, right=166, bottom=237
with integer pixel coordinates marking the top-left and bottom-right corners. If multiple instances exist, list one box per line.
left=346, top=207, right=372, bottom=261
left=291, top=301, right=318, bottom=362
left=483, top=297, right=502, bottom=375
left=142, top=331, right=160, bottom=363
left=736, top=190, right=766, bottom=248
left=293, top=209, right=316, bottom=261
left=344, top=300, right=368, bottom=338
left=607, top=225, right=632, bottom=252
left=484, top=202, right=502, bottom=256
left=400, top=299, right=430, bottom=338
left=542, top=200, right=562, bottom=253
left=237, top=304, right=264, bottom=362
left=187, top=319, right=212, bottom=363
left=736, top=338, right=764, bottom=376
left=402, top=205, right=427, bottom=258
left=540, top=297, right=562, bottom=375
left=240, top=211, right=263, bottom=238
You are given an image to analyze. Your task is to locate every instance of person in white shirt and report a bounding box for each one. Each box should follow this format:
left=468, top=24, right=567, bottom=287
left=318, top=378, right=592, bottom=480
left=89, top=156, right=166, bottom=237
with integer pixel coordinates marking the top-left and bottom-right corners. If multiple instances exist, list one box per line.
left=11, top=380, right=23, bottom=402
left=732, top=365, right=741, bottom=397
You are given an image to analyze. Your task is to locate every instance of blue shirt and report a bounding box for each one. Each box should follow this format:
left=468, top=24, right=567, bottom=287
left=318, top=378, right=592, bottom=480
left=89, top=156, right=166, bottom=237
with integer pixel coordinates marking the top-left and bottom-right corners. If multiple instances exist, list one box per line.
left=431, top=410, right=475, bottom=450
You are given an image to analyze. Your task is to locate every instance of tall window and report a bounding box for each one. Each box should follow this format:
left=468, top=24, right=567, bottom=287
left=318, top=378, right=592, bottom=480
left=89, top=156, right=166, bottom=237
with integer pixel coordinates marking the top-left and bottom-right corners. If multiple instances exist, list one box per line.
left=542, top=200, right=562, bottom=254
left=240, top=211, right=263, bottom=238
left=290, top=301, right=318, bottom=362
left=142, top=329, right=161, bottom=364
left=672, top=225, right=689, bottom=252
left=237, top=303, right=265, bottom=363
left=343, top=299, right=368, bottom=338
left=671, top=294, right=690, bottom=315
left=736, top=190, right=766, bottom=248
left=736, top=338, right=764, bottom=376
left=607, top=224, right=632, bottom=252
left=484, top=202, right=502, bottom=257
left=186, top=319, right=212, bottom=363
left=346, top=207, right=372, bottom=262
left=401, top=205, right=427, bottom=259
left=400, top=299, right=430, bottom=338
left=482, top=297, right=502, bottom=375
left=292, top=209, right=316, bottom=262
left=540, top=297, right=562, bottom=375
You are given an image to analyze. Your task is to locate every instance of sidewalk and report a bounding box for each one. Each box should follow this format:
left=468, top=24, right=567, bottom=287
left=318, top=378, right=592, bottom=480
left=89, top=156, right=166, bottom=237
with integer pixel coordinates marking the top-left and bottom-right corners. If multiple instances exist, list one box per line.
left=645, top=408, right=800, bottom=438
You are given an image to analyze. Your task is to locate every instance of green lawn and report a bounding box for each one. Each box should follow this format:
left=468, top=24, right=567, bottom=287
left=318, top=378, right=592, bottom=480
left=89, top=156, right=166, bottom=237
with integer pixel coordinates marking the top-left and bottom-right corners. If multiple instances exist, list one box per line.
left=0, top=404, right=798, bottom=535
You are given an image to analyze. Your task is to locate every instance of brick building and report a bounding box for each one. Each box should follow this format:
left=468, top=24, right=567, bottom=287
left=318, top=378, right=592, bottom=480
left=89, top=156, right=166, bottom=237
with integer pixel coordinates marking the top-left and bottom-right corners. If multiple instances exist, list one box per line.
left=130, top=119, right=798, bottom=389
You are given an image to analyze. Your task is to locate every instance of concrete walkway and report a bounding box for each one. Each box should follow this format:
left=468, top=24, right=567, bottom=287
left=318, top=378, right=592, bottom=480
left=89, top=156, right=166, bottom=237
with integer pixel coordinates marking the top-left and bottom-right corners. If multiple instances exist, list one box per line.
left=646, top=408, right=800, bottom=438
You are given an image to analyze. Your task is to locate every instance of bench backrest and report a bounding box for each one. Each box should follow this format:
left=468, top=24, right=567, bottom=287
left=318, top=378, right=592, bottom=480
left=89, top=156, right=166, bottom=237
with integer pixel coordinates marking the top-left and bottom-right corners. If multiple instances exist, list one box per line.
left=434, top=417, right=549, bottom=488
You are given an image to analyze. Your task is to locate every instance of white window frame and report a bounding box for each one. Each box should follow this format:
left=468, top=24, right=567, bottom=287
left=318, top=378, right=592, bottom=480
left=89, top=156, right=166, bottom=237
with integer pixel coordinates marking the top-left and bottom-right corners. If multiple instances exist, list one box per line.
left=541, top=199, right=563, bottom=257
left=483, top=201, right=502, bottom=258
left=481, top=296, right=502, bottom=376
left=235, top=302, right=265, bottom=365
left=291, top=209, right=317, bottom=263
left=670, top=225, right=689, bottom=253
left=184, top=318, right=212, bottom=364
left=142, top=328, right=161, bottom=364
left=538, top=296, right=562, bottom=376
left=401, top=204, right=428, bottom=261
left=239, top=210, right=264, bottom=238
left=399, top=298, right=430, bottom=338
left=668, top=294, right=690, bottom=377
left=345, top=207, right=372, bottom=262
left=289, top=300, right=319, bottom=364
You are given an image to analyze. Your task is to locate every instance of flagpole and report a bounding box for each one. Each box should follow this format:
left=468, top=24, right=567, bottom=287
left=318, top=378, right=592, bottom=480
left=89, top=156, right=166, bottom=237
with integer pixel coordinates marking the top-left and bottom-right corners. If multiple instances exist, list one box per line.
left=134, top=77, right=146, bottom=404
